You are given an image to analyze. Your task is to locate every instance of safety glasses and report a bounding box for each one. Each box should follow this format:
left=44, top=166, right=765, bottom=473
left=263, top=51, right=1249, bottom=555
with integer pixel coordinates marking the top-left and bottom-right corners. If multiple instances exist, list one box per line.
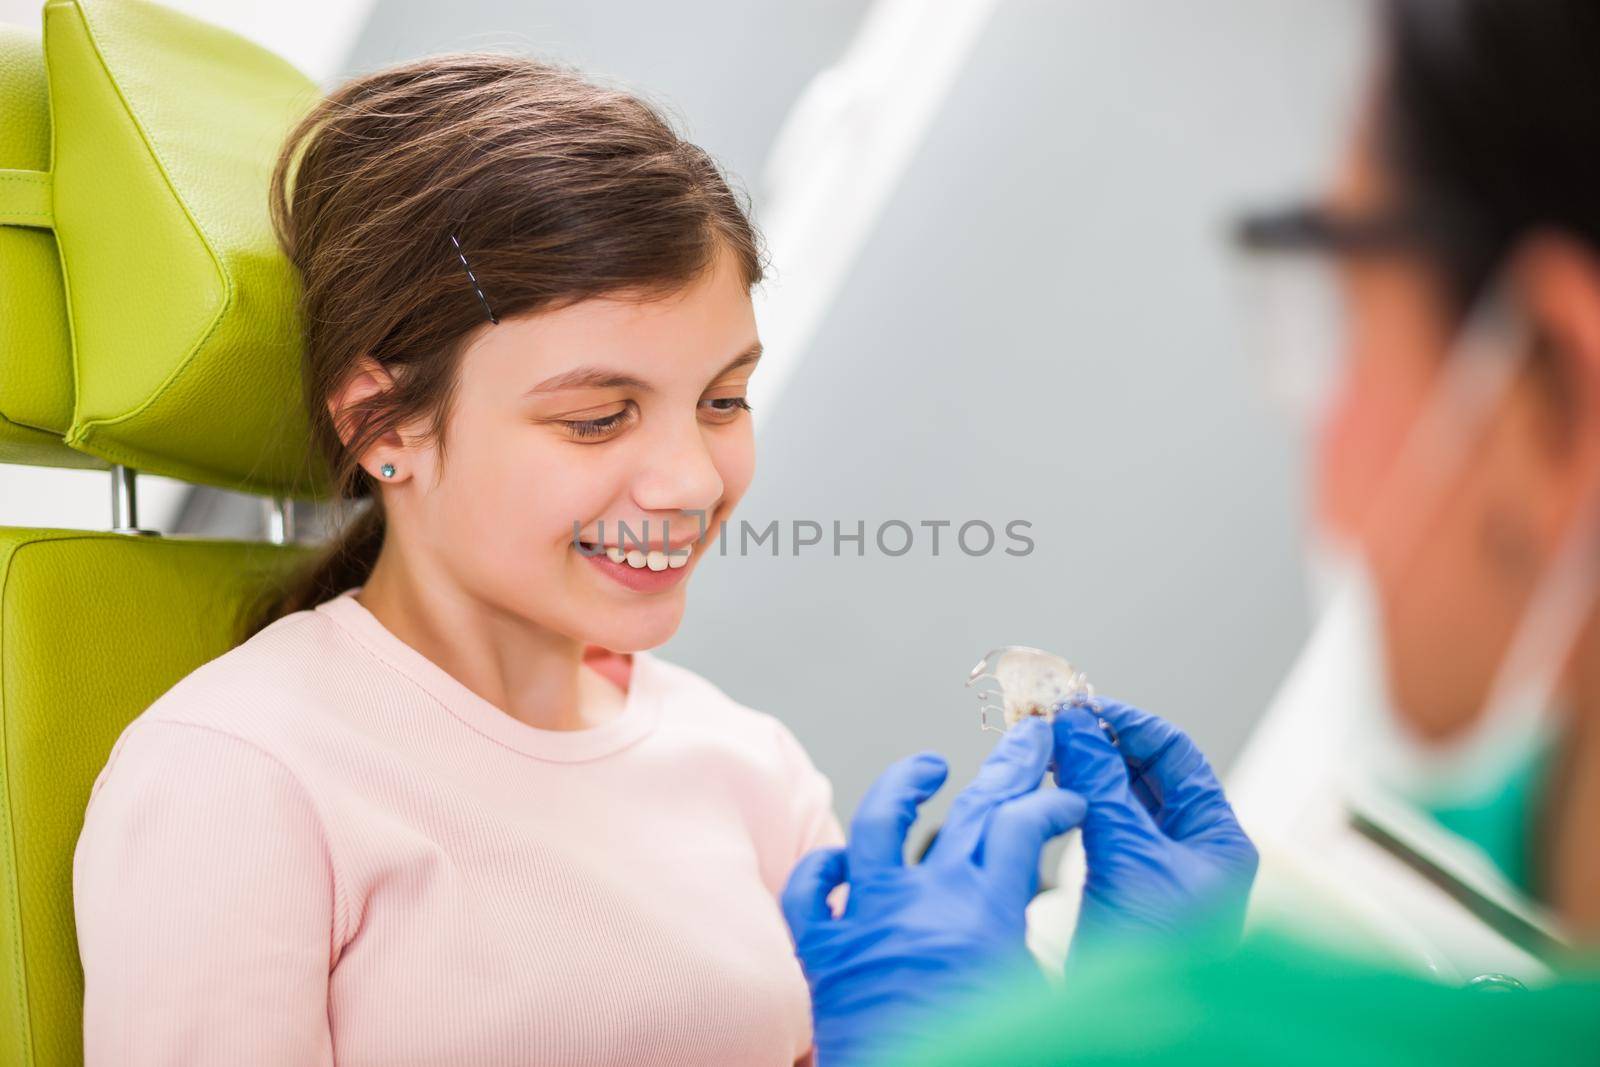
left=1228, top=202, right=1440, bottom=422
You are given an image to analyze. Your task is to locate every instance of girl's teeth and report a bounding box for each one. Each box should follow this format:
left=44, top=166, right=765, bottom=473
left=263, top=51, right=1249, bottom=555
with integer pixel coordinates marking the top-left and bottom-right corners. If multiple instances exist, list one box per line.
left=595, top=543, right=695, bottom=571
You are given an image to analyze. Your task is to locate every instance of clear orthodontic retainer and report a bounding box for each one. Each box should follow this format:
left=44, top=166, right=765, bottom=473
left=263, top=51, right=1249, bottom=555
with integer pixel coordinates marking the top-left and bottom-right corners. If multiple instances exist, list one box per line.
left=965, top=645, right=1118, bottom=746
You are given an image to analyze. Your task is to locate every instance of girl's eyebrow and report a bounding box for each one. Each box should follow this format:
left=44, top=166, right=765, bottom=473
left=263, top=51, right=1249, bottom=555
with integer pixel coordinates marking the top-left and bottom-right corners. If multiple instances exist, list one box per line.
left=717, top=342, right=763, bottom=378
left=522, top=340, right=763, bottom=396
left=525, top=368, right=650, bottom=395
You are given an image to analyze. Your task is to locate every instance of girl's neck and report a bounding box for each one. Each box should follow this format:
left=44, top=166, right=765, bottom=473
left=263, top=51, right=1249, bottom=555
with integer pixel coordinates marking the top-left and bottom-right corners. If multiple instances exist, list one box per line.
left=357, top=544, right=627, bottom=732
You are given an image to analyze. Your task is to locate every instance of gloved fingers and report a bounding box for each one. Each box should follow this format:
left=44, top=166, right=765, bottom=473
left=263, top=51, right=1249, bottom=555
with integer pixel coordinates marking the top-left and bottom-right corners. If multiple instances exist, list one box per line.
left=1051, top=706, right=1161, bottom=840
left=847, top=752, right=949, bottom=873
left=1151, top=756, right=1251, bottom=846
left=1165, top=780, right=1257, bottom=866
left=1089, top=699, right=1179, bottom=761
left=781, top=846, right=848, bottom=936
left=1091, top=699, right=1185, bottom=807
left=925, top=717, right=1053, bottom=868
left=979, top=785, right=1088, bottom=902
left=1093, top=699, right=1242, bottom=844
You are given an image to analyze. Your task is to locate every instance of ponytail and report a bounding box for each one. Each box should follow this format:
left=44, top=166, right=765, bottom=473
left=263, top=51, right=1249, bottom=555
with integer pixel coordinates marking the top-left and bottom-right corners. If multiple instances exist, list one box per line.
left=243, top=500, right=385, bottom=638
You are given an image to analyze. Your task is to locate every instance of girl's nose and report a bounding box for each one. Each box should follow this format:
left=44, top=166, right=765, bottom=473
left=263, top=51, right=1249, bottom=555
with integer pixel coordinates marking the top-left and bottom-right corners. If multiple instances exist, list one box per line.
left=631, top=423, right=725, bottom=516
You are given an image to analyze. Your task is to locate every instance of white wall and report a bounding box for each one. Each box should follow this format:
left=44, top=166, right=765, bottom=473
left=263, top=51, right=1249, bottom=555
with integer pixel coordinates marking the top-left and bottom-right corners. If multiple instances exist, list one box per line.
left=657, top=0, right=1371, bottom=822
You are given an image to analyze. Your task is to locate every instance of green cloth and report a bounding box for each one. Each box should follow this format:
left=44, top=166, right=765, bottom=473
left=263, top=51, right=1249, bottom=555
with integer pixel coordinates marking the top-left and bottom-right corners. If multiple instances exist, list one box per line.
left=1424, top=738, right=1554, bottom=896
left=875, top=930, right=1600, bottom=1067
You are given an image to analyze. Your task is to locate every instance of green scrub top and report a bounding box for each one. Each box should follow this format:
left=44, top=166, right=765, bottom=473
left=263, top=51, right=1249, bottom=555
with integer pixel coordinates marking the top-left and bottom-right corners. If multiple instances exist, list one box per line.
left=874, top=929, right=1600, bottom=1067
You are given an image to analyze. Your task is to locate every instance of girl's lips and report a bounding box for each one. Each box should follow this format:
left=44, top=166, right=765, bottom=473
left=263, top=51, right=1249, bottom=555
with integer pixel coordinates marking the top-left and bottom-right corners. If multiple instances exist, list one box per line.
left=577, top=544, right=694, bottom=593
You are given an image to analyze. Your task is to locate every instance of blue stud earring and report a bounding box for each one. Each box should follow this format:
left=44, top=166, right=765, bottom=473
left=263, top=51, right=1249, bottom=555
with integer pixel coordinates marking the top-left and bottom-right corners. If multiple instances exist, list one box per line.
left=379, top=463, right=396, bottom=479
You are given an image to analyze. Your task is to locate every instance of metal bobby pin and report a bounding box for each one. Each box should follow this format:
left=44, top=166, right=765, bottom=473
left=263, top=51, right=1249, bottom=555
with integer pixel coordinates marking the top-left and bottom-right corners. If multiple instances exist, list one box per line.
left=449, top=232, right=499, bottom=325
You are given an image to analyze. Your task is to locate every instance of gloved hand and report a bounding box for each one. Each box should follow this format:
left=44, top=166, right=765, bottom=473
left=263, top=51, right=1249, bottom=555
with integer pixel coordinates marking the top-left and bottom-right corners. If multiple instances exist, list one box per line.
left=782, top=718, right=1085, bottom=1067
left=1051, top=700, right=1259, bottom=956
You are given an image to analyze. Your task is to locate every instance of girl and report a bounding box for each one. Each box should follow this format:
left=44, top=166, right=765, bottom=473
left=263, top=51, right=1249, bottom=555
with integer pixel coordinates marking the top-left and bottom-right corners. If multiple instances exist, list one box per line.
left=73, top=52, right=841, bottom=1066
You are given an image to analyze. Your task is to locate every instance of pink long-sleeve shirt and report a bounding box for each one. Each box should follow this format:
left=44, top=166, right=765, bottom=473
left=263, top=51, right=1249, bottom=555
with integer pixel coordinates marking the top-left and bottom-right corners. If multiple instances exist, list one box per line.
left=72, top=587, right=842, bottom=1066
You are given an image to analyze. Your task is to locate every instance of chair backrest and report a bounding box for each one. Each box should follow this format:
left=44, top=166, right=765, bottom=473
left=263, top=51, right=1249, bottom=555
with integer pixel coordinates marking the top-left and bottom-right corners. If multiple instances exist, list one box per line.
left=0, top=4, right=323, bottom=1063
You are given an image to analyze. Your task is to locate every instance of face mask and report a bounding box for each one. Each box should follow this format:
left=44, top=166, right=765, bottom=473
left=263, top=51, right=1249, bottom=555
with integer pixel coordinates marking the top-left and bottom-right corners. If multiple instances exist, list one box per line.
left=1317, top=542, right=1566, bottom=892
left=1306, top=279, right=1600, bottom=894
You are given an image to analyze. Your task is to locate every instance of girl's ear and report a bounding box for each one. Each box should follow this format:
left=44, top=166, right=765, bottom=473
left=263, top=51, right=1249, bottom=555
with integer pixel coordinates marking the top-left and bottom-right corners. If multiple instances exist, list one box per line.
left=326, top=356, right=394, bottom=447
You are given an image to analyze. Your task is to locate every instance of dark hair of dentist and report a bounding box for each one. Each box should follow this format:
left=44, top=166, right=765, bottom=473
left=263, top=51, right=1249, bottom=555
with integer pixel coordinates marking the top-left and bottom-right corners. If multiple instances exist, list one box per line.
left=780, top=2, right=1600, bottom=1064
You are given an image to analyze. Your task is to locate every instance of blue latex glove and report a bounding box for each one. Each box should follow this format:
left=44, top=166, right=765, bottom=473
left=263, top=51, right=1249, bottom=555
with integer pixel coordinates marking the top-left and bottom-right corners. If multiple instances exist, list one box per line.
left=1052, top=700, right=1259, bottom=955
left=782, top=718, right=1085, bottom=1067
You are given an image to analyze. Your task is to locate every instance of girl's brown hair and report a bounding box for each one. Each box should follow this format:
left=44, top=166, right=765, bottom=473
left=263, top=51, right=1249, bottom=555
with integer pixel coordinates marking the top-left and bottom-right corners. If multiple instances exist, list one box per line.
left=248, top=52, right=765, bottom=637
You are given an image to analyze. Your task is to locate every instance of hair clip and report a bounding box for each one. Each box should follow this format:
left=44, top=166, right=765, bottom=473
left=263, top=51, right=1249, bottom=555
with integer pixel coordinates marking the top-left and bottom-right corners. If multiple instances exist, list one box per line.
left=449, top=232, right=499, bottom=325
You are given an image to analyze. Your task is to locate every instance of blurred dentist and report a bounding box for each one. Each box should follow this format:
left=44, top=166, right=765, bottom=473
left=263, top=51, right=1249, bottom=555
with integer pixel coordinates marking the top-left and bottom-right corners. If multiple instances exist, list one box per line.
left=779, top=2, right=1600, bottom=1063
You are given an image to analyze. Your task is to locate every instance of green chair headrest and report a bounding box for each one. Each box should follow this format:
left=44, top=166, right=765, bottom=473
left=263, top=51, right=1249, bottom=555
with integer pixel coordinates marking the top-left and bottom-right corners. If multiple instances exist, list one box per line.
left=1, top=0, right=331, bottom=498
left=0, top=25, right=100, bottom=470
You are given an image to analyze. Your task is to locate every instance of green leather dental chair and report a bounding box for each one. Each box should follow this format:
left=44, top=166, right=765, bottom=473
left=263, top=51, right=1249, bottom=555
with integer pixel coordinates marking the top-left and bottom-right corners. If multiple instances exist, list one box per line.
left=0, top=2, right=326, bottom=1062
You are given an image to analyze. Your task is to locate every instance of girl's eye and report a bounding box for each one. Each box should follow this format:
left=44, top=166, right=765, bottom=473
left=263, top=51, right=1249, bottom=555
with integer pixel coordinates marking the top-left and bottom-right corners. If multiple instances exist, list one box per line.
left=560, top=404, right=637, bottom=441
left=701, top=396, right=752, bottom=422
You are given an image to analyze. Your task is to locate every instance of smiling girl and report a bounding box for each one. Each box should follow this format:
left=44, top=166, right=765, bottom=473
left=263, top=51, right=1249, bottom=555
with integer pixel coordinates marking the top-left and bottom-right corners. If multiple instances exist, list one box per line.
left=72, top=53, right=841, bottom=1066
